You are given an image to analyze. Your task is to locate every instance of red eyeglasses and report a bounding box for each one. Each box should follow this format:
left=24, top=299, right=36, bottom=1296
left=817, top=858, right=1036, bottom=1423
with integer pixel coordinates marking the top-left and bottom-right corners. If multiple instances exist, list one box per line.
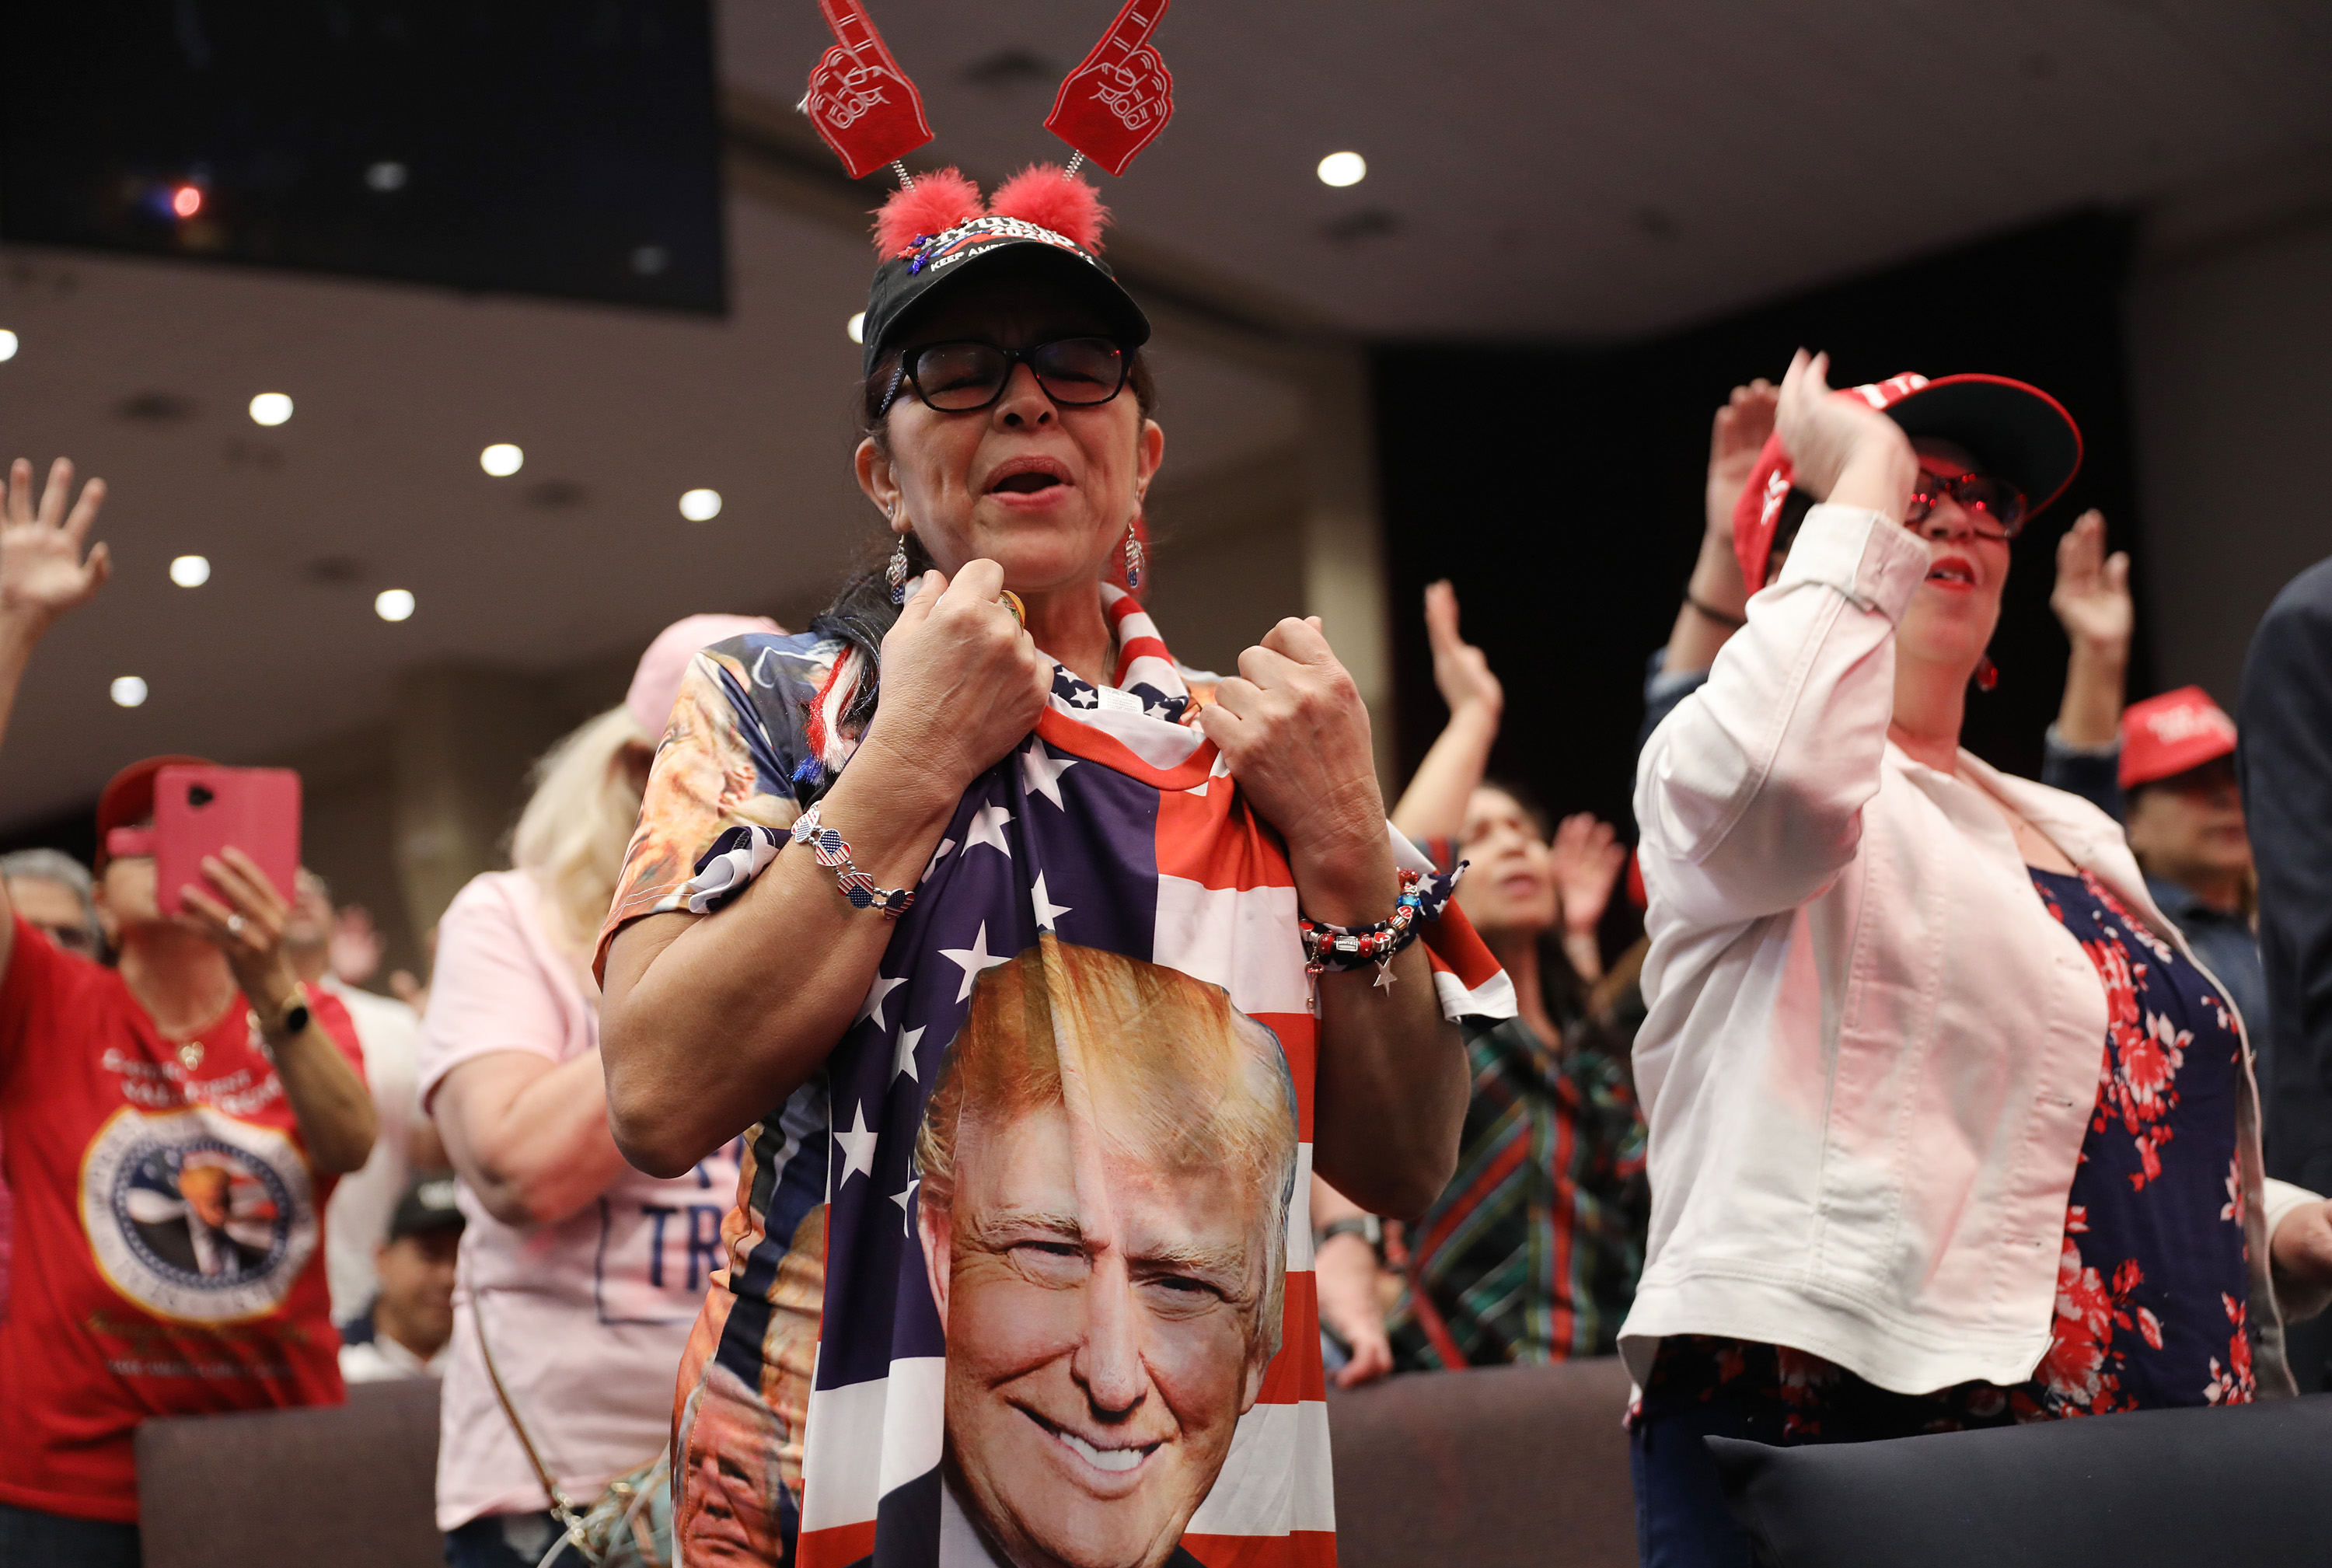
left=1906, top=468, right=2028, bottom=539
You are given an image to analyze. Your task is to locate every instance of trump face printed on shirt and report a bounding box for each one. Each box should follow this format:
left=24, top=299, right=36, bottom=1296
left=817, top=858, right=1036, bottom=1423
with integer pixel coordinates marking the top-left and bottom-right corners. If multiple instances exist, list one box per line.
left=914, top=938, right=1298, bottom=1568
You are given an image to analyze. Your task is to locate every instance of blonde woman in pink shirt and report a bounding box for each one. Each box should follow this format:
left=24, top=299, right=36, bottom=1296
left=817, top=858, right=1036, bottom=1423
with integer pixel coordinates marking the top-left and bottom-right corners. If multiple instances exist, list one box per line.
left=421, top=616, right=772, bottom=1568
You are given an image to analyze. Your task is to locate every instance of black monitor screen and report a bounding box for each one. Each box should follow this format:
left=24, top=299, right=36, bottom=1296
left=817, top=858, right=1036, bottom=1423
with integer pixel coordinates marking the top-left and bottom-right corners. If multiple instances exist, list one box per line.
left=2, top=1, right=726, bottom=314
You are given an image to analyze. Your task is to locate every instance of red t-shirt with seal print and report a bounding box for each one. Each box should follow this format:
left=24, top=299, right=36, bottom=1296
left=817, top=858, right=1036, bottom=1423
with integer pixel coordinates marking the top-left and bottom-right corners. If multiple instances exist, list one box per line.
left=0, top=916, right=363, bottom=1522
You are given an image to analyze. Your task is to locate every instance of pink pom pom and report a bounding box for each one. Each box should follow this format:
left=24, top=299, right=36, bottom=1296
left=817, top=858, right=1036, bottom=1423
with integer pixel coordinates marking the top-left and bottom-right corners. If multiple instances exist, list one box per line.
left=871, top=169, right=986, bottom=257
left=988, top=165, right=1110, bottom=252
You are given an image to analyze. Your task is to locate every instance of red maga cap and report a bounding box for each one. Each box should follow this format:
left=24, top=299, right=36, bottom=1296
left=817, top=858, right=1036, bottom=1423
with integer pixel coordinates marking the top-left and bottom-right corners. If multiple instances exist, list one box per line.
left=803, top=0, right=934, bottom=180
left=1046, top=0, right=1177, bottom=176
left=2120, top=686, right=2237, bottom=791
left=1729, top=372, right=2083, bottom=592
left=94, top=755, right=214, bottom=867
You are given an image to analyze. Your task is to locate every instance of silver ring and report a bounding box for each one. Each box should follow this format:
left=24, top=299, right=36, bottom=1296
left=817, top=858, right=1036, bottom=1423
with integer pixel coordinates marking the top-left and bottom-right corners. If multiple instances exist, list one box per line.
left=225, top=914, right=247, bottom=938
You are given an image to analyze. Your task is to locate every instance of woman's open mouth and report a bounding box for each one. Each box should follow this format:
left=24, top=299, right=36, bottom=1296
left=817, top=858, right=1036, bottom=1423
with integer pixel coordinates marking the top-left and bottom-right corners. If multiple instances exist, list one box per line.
left=1925, top=555, right=1977, bottom=589
left=986, top=456, right=1073, bottom=498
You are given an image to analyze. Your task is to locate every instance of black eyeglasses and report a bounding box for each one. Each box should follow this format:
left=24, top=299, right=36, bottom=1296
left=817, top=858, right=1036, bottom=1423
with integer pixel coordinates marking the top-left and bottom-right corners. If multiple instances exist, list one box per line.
left=881, top=337, right=1129, bottom=417
left=1907, top=467, right=2028, bottom=539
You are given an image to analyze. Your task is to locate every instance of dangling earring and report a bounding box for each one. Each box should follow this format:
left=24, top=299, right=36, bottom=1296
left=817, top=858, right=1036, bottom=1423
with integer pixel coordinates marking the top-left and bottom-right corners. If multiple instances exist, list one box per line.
left=1974, top=653, right=1999, bottom=692
left=886, top=529, right=911, bottom=606
left=1122, top=520, right=1146, bottom=591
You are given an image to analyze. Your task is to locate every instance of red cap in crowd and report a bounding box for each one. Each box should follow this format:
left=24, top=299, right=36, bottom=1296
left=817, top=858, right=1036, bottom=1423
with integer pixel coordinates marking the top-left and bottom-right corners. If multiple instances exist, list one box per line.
left=2119, top=686, right=2237, bottom=792
left=93, top=755, right=212, bottom=868
left=1730, top=372, right=2085, bottom=591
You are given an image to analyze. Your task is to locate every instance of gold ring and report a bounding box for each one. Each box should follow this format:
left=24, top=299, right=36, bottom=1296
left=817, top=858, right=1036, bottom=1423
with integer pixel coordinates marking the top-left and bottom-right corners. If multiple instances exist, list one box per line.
left=997, top=590, right=1025, bottom=628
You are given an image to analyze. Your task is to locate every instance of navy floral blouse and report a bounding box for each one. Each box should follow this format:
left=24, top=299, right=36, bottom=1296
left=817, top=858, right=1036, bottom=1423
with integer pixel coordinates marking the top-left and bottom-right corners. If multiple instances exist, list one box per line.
left=1639, top=866, right=2255, bottom=1438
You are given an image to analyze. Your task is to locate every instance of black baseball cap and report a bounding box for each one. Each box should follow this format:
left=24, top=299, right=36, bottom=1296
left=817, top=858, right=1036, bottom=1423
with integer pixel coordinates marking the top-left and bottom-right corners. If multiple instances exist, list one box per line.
left=1882, top=373, right=2084, bottom=519
left=388, top=1175, right=465, bottom=1242
left=861, top=214, right=1150, bottom=378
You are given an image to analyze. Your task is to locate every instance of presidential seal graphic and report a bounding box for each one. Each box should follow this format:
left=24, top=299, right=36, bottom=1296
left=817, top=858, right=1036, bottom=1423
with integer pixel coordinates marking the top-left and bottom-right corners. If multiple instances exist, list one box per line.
left=81, top=1106, right=318, bottom=1322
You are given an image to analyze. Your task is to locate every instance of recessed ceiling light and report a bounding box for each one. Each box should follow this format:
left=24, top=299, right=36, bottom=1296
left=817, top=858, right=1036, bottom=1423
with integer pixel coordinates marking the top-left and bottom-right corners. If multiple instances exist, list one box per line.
left=169, top=555, right=211, bottom=587
left=480, top=443, right=523, bottom=477
left=1317, top=151, right=1367, bottom=187
left=375, top=588, right=415, bottom=622
left=248, top=392, right=293, bottom=426
left=110, top=676, right=148, bottom=707
left=679, top=488, right=723, bottom=522
left=847, top=312, right=867, bottom=344
left=0, top=330, right=17, bottom=362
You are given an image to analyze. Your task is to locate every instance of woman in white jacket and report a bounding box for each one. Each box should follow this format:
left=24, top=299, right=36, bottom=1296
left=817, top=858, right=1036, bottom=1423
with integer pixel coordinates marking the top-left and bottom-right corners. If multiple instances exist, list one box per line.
left=1624, top=351, right=2332, bottom=1567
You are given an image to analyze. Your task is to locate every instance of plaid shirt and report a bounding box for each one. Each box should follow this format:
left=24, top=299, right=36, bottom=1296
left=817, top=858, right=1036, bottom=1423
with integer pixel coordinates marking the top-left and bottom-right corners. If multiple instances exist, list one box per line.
left=1388, top=1014, right=1648, bottom=1368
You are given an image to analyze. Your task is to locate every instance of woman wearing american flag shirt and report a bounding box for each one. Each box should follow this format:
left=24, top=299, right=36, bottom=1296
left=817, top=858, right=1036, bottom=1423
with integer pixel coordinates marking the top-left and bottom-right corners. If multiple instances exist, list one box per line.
left=596, top=167, right=1498, bottom=1568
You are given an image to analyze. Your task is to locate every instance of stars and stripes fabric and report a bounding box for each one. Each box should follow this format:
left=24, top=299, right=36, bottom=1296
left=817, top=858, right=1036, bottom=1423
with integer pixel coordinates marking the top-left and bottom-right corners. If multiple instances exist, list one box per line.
left=599, top=595, right=1511, bottom=1568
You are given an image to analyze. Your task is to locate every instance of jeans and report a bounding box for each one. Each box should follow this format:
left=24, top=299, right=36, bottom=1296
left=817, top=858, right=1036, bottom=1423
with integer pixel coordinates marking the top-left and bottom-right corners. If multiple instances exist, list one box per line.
left=0, top=1503, right=141, bottom=1568
left=445, top=1511, right=585, bottom=1568
left=1630, top=1403, right=1786, bottom=1568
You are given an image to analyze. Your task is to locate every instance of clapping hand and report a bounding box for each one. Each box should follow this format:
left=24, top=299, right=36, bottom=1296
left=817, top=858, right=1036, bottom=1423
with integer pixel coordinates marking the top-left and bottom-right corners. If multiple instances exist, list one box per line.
left=1550, top=813, right=1626, bottom=939
left=0, top=458, right=110, bottom=630
left=2050, top=511, right=2131, bottom=655
left=1774, top=351, right=1916, bottom=516
left=1706, top=379, right=1779, bottom=540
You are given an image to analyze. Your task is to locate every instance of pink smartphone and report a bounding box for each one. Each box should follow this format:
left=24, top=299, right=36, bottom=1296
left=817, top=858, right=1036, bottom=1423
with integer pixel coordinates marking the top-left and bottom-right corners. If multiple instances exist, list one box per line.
left=152, top=765, right=302, bottom=919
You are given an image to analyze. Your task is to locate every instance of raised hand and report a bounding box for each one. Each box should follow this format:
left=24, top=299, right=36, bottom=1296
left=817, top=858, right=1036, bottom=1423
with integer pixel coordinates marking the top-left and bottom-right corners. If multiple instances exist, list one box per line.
left=328, top=904, right=386, bottom=987
left=1774, top=351, right=1915, bottom=517
left=1706, top=379, right=1779, bottom=539
left=0, top=458, right=111, bottom=629
left=873, top=560, right=1053, bottom=794
left=1549, top=812, right=1626, bottom=938
left=2050, top=510, right=2131, bottom=654
left=1423, top=580, right=1502, bottom=721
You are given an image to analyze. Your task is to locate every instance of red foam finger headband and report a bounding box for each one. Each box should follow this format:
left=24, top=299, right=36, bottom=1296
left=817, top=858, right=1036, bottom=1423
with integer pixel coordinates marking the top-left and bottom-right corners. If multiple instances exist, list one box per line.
left=1730, top=373, right=1930, bottom=591
left=1047, top=0, right=1177, bottom=176
left=804, top=0, right=934, bottom=180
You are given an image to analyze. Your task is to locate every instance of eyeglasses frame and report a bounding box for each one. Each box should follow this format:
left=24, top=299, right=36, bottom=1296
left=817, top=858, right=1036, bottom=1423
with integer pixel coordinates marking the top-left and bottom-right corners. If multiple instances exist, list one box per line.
left=878, top=336, right=1133, bottom=419
left=1905, top=466, right=2029, bottom=540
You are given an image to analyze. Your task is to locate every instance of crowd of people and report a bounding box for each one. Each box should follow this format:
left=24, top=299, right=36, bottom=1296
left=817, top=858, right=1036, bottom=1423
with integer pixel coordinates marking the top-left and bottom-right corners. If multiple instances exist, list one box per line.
left=2, top=163, right=2330, bottom=1568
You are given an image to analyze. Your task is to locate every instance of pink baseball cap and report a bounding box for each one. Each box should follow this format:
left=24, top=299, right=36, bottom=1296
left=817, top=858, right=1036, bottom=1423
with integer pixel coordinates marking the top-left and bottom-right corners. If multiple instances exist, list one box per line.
left=2119, top=686, right=2238, bottom=791
left=627, top=614, right=784, bottom=739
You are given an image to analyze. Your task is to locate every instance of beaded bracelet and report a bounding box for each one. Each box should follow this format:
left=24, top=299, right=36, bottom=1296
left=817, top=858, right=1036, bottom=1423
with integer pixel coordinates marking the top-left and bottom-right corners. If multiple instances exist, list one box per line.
left=791, top=804, right=916, bottom=917
left=1297, top=862, right=1464, bottom=987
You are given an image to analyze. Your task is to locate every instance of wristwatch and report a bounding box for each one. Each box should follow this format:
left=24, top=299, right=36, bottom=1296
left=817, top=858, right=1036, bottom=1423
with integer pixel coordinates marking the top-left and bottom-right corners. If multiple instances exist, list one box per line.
left=1316, top=1214, right=1382, bottom=1251
left=260, top=983, right=313, bottom=1044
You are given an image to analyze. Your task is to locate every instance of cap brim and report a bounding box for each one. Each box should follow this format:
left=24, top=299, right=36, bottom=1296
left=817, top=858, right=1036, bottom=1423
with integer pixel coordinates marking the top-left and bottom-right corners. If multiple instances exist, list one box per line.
left=1883, top=375, right=2083, bottom=520
left=864, top=240, right=1151, bottom=376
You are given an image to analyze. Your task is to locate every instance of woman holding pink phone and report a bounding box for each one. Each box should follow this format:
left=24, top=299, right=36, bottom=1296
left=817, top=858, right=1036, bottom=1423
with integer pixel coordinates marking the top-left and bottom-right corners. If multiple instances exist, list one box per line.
left=0, top=456, right=376, bottom=1567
